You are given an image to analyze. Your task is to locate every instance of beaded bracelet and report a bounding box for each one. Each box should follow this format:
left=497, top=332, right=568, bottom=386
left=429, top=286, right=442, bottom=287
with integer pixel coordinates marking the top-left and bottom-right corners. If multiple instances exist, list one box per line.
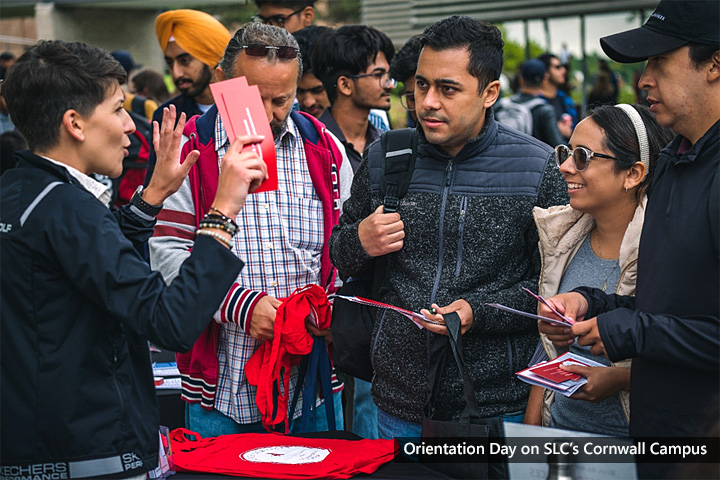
left=209, top=207, right=237, bottom=227
left=200, top=213, right=238, bottom=237
left=198, top=219, right=237, bottom=236
left=197, top=229, right=232, bottom=250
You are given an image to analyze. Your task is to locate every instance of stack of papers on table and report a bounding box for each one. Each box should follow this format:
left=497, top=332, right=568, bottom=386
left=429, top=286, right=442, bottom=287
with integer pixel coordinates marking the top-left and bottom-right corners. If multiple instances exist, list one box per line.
left=153, top=361, right=181, bottom=390
left=516, top=352, right=605, bottom=397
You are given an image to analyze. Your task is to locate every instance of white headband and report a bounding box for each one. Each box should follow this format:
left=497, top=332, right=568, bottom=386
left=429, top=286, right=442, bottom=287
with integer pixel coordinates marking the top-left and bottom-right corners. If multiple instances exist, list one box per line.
left=614, top=103, right=649, bottom=179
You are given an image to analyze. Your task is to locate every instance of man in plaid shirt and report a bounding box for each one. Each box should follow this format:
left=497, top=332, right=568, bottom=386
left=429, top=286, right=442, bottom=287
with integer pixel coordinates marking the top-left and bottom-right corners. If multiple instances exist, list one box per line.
left=150, top=23, right=352, bottom=437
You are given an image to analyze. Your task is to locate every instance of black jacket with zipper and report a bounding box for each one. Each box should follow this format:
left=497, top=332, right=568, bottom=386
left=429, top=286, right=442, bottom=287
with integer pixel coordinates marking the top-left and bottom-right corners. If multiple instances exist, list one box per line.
left=0, top=151, right=242, bottom=478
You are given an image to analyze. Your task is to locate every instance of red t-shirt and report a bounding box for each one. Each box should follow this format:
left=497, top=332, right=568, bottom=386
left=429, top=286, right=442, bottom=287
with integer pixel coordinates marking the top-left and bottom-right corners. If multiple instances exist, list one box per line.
left=170, top=429, right=397, bottom=479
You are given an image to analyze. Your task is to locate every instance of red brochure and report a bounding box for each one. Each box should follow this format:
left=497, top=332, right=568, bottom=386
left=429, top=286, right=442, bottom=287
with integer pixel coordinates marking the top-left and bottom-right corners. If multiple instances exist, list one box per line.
left=210, top=76, right=278, bottom=193
left=531, top=361, right=583, bottom=383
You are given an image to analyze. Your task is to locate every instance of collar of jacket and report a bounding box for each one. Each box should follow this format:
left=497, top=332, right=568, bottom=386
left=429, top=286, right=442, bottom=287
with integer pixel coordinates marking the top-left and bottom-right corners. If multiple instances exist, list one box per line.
left=15, top=149, right=78, bottom=185
left=662, top=118, right=719, bottom=165
left=417, top=109, right=495, bottom=163
left=533, top=196, right=646, bottom=271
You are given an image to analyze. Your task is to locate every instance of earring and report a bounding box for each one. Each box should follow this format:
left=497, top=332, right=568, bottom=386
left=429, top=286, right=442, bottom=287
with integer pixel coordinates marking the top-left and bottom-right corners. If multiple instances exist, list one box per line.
left=625, top=186, right=629, bottom=192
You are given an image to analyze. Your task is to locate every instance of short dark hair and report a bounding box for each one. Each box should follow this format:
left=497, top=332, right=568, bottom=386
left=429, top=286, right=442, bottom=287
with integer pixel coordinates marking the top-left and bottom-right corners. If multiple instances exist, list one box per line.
left=3, top=41, right=126, bottom=152
left=254, top=1, right=315, bottom=8
left=220, top=23, right=302, bottom=83
left=390, top=35, right=422, bottom=84
left=588, top=104, right=674, bottom=200
left=689, top=42, right=720, bottom=68
left=420, top=15, right=503, bottom=93
left=312, top=25, right=395, bottom=104
left=293, top=25, right=333, bottom=75
left=537, top=52, right=559, bottom=69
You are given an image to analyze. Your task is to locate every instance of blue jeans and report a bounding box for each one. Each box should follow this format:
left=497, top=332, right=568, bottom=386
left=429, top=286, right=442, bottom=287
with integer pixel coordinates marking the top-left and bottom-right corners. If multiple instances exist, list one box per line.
left=377, top=408, right=525, bottom=439
left=352, top=378, right=378, bottom=439
left=185, top=403, right=266, bottom=437
left=377, top=408, right=422, bottom=439
left=186, top=391, right=344, bottom=437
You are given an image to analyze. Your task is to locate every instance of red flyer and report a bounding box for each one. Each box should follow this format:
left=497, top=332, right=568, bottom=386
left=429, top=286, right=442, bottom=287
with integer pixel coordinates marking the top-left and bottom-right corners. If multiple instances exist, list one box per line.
left=210, top=76, right=278, bottom=193
left=531, top=361, right=583, bottom=383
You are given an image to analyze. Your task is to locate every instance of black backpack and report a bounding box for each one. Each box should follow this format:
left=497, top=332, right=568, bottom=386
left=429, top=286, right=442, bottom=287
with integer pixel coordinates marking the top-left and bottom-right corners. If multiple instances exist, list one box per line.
left=330, top=128, right=418, bottom=381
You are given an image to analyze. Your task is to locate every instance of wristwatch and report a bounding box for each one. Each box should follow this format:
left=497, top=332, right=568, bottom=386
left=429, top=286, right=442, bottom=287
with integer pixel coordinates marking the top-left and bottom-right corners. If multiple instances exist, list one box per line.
left=130, top=185, right=163, bottom=217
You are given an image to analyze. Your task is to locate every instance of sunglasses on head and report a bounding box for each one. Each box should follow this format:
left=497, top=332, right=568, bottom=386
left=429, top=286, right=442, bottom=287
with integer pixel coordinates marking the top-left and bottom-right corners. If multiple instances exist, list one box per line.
left=242, top=44, right=298, bottom=60
left=554, top=144, right=617, bottom=171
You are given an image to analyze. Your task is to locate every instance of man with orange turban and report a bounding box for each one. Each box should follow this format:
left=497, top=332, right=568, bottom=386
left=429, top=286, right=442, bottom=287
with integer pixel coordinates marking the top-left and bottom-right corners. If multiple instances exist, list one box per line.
left=145, top=9, right=231, bottom=184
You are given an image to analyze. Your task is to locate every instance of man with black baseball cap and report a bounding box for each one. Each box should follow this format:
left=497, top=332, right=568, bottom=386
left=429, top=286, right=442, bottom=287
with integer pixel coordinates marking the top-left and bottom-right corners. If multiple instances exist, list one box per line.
left=539, top=1, right=719, bottom=475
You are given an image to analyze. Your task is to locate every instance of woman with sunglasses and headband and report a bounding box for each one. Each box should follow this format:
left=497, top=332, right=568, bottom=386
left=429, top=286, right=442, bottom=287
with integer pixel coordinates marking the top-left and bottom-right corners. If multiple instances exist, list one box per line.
left=523, top=104, right=672, bottom=436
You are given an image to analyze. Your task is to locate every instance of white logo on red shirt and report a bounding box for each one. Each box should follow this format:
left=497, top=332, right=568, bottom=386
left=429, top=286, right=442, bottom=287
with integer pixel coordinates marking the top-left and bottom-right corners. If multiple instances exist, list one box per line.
left=240, top=446, right=331, bottom=465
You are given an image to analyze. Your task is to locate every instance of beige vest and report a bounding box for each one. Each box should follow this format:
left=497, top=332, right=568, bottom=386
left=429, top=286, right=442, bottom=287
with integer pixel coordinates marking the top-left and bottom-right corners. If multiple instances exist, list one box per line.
left=532, top=197, right=646, bottom=426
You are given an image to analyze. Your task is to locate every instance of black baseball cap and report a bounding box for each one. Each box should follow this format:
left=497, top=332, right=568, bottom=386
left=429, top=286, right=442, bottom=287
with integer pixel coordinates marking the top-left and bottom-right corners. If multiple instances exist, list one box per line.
left=600, top=0, right=720, bottom=63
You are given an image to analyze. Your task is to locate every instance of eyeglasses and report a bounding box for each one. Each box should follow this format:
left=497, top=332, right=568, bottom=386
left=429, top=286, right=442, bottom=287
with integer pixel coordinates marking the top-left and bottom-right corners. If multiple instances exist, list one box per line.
left=251, top=8, right=305, bottom=27
left=346, top=71, right=397, bottom=90
left=242, top=44, right=298, bottom=60
left=400, top=92, right=415, bottom=111
left=554, top=144, right=617, bottom=171
left=297, top=85, right=325, bottom=96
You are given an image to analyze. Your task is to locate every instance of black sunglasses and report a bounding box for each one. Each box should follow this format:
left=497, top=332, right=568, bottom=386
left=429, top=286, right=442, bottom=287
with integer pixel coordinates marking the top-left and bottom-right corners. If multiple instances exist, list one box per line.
left=554, top=144, right=617, bottom=172
left=242, top=44, right=298, bottom=60
left=251, top=8, right=305, bottom=27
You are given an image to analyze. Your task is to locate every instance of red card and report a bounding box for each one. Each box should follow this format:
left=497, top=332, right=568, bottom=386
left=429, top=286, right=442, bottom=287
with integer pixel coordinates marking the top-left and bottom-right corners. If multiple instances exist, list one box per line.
left=210, top=77, right=278, bottom=193
left=531, top=361, right=583, bottom=383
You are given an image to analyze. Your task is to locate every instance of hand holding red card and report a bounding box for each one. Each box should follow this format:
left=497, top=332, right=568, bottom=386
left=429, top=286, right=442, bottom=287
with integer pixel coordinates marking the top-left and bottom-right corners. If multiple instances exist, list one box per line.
left=210, top=77, right=278, bottom=193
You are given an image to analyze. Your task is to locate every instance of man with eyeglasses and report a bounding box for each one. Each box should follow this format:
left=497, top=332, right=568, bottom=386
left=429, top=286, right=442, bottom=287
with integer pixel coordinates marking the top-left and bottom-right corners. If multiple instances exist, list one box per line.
left=312, top=25, right=395, bottom=173
left=145, top=9, right=231, bottom=184
left=150, top=22, right=353, bottom=438
left=252, top=1, right=315, bottom=33
left=390, top=35, right=422, bottom=128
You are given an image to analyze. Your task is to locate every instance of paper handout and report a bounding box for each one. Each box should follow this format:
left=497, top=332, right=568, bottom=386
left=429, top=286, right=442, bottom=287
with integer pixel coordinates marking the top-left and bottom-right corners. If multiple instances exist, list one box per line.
left=484, top=302, right=575, bottom=327
left=521, top=287, right=575, bottom=324
left=210, top=76, right=278, bottom=193
left=516, top=352, right=605, bottom=397
left=329, top=294, right=443, bottom=329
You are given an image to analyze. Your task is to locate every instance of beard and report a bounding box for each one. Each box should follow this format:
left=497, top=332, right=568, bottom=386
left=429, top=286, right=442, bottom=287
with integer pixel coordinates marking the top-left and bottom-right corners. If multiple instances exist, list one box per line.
left=271, top=114, right=290, bottom=140
left=175, top=65, right=212, bottom=98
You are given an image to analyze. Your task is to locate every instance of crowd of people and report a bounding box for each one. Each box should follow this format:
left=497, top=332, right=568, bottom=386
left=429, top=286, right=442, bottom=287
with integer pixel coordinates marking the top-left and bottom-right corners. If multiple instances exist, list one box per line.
left=0, top=0, right=718, bottom=479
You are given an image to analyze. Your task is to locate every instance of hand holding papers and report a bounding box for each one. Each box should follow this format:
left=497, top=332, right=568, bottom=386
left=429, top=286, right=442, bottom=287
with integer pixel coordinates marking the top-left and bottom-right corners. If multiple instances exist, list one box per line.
left=521, top=287, right=575, bottom=325
left=484, top=288, right=576, bottom=327
left=210, top=76, right=277, bottom=193
left=516, top=352, right=605, bottom=397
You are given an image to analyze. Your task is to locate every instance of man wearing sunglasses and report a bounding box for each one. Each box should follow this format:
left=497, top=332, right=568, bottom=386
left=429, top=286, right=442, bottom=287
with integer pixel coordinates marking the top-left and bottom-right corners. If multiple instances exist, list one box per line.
left=312, top=25, right=395, bottom=173
left=252, top=1, right=315, bottom=33
left=150, top=23, right=352, bottom=438
left=538, top=0, right=719, bottom=471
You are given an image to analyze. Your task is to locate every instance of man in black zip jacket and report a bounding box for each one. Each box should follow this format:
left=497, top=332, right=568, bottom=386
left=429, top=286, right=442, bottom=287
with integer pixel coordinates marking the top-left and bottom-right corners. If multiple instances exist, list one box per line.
left=0, top=40, right=266, bottom=479
left=538, top=1, right=719, bottom=478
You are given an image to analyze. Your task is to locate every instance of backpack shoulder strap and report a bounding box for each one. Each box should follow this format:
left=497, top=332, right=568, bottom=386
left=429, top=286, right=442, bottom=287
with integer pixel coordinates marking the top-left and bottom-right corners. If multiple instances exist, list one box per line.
left=379, top=128, right=418, bottom=213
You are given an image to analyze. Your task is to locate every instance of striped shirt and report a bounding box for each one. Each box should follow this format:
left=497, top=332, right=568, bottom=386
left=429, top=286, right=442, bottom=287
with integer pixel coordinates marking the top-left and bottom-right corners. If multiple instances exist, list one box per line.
left=213, top=114, right=325, bottom=424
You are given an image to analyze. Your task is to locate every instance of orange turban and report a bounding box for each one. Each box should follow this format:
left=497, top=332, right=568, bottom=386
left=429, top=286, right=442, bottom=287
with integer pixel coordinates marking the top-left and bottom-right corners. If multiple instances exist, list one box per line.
left=155, top=9, right=231, bottom=68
